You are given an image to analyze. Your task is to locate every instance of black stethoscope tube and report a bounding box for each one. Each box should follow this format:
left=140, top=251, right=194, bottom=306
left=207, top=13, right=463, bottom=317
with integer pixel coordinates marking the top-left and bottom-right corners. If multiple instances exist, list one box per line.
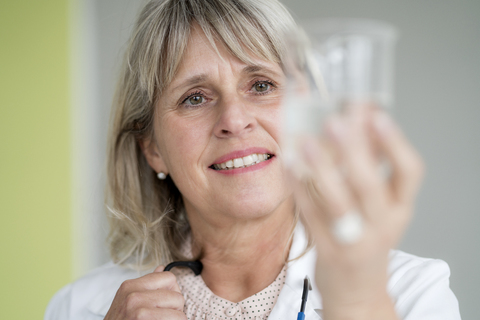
left=164, top=260, right=203, bottom=275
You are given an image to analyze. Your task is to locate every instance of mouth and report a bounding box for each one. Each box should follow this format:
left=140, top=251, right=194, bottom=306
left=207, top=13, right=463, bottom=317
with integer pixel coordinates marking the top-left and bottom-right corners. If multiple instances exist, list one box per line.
left=209, top=153, right=274, bottom=171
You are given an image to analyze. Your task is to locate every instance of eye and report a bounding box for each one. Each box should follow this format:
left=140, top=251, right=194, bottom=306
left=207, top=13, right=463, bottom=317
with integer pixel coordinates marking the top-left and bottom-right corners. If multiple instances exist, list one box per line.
left=250, top=80, right=277, bottom=95
left=187, top=95, right=204, bottom=105
left=253, top=81, right=270, bottom=93
left=181, top=91, right=207, bottom=107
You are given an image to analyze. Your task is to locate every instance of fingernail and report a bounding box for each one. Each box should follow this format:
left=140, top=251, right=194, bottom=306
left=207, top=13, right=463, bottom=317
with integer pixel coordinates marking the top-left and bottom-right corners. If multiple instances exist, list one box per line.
left=325, top=117, right=347, bottom=142
left=345, top=103, right=366, bottom=122
left=373, top=112, right=394, bottom=135
left=301, top=136, right=319, bottom=163
left=154, top=265, right=165, bottom=272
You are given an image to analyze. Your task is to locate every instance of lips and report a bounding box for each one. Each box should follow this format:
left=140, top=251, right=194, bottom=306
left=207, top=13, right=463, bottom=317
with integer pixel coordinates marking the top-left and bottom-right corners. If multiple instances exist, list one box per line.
left=209, top=148, right=275, bottom=171
left=212, top=153, right=273, bottom=170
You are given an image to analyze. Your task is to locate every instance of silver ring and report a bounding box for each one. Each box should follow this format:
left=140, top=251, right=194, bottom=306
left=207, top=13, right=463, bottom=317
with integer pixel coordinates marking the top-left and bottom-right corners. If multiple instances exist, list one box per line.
left=331, top=210, right=364, bottom=245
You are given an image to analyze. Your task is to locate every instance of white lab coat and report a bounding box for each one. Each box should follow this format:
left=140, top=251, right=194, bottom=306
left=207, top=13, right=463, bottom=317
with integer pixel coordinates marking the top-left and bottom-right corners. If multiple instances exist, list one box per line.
left=45, top=224, right=461, bottom=319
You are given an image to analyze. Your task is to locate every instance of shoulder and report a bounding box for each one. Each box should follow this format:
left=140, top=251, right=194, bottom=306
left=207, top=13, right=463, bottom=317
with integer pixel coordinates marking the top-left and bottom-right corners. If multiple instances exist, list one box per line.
left=387, top=250, right=461, bottom=320
left=44, top=262, right=143, bottom=320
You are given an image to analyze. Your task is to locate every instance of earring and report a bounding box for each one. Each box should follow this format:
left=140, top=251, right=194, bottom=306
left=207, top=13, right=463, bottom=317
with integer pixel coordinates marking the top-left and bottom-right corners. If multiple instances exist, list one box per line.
left=157, top=172, right=167, bottom=180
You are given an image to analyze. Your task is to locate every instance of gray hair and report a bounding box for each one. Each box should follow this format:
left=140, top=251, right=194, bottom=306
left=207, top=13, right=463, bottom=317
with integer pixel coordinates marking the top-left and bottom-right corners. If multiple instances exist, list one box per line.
left=106, top=0, right=300, bottom=270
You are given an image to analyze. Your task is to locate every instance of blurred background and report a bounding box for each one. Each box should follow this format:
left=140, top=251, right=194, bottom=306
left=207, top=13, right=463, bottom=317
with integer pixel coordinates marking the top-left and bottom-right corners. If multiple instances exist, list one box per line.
left=1, top=0, right=479, bottom=319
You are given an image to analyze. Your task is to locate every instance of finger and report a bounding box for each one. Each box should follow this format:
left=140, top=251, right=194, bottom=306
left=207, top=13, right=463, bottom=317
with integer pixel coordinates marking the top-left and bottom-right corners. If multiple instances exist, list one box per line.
left=120, top=271, right=182, bottom=295
left=372, top=111, right=424, bottom=203
left=125, top=289, right=185, bottom=312
left=295, top=180, right=329, bottom=235
left=325, top=109, right=387, bottom=219
left=300, top=135, right=354, bottom=220
left=128, top=307, right=187, bottom=320
left=154, top=265, right=165, bottom=272
left=294, top=179, right=332, bottom=248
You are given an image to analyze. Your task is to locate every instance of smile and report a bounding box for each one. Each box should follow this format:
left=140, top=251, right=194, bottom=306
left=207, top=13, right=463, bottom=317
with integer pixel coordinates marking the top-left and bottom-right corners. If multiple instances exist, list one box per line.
left=211, top=153, right=273, bottom=170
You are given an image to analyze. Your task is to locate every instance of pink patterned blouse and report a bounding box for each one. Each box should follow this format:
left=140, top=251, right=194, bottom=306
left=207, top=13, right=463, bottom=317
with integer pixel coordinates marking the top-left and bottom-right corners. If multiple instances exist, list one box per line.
left=172, top=266, right=286, bottom=320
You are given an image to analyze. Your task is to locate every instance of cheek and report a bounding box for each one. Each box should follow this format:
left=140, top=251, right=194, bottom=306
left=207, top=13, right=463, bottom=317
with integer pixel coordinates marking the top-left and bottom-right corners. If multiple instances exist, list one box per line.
left=160, top=114, right=211, bottom=172
left=258, top=103, right=283, bottom=143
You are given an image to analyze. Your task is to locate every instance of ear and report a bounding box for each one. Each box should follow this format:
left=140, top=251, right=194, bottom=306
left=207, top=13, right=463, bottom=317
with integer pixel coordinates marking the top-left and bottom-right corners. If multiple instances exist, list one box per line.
left=139, top=137, right=168, bottom=175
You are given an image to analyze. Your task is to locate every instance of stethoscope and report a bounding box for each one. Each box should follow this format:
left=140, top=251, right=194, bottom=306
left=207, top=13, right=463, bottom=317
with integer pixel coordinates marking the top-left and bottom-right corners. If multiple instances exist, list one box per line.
left=165, top=260, right=312, bottom=320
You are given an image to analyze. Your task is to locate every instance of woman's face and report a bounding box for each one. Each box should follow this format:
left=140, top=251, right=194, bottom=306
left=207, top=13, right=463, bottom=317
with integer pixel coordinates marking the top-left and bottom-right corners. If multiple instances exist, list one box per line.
left=143, top=26, right=293, bottom=226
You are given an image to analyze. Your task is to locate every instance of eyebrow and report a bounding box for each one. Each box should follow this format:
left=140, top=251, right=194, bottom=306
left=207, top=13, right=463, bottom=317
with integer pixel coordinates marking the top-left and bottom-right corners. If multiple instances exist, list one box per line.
left=242, top=64, right=281, bottom=77
left=171, top=64, right=281, bottom=92
left=171, top=74, right=208, bottom=92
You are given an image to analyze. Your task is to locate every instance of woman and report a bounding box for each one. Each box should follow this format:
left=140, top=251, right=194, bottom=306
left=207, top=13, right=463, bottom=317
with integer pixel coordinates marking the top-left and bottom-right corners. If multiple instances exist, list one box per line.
left=45, top=0, right=461, bottom=319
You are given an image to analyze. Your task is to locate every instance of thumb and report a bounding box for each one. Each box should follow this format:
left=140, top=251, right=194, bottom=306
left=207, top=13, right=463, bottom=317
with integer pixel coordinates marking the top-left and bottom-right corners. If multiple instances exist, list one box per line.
left=154, top=265, right=165, bottom=273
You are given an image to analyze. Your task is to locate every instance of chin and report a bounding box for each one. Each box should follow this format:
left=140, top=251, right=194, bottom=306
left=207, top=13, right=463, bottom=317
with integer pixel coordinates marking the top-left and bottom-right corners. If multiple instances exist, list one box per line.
left=217, top=190, right=293, bottom=221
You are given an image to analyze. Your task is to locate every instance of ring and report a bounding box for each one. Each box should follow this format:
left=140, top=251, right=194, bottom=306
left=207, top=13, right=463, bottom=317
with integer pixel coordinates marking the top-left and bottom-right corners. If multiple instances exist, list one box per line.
left=331, top=210, right=364, bottom=245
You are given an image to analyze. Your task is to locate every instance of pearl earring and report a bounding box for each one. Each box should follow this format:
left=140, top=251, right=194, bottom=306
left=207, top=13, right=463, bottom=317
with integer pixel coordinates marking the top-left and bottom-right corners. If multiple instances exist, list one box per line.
left=157, top=172, right=167, bottom=180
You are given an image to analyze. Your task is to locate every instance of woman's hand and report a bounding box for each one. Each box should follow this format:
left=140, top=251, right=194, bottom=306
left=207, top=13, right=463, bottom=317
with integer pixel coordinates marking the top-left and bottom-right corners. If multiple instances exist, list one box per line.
left=294, top=106, right=424, bottom=320
left=104, top=266, right=186, bottom=320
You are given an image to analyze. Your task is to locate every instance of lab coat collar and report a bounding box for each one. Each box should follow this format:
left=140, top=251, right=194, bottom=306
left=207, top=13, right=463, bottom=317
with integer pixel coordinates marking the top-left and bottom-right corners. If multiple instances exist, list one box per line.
left=85, top=266, right=150, bottom=317
left=86, top=222, right=322, bottom=319
left=268, top=222, right=323, bottom=319
left=86, top=289, right=114, bottom=316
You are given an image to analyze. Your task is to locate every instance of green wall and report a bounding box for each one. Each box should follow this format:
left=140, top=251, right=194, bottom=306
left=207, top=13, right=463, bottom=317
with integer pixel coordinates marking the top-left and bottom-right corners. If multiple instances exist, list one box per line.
left=0, top=0, right=72, bottom=318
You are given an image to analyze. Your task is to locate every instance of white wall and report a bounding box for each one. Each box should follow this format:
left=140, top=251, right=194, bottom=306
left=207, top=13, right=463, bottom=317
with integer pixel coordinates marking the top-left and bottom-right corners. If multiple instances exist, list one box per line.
left=78, top=0, right=480, bottom=318
left=70, top=0, right=146, bottom=276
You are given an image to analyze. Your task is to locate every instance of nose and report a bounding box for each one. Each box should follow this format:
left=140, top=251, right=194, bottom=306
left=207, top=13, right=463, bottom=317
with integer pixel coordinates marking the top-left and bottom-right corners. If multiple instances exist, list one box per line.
left=213, top=96, right=257, bottom=138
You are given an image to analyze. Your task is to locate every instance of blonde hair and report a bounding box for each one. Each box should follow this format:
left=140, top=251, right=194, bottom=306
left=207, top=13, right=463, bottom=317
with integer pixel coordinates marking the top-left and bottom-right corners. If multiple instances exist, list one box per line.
left=106, top=0, right=303, bottom=270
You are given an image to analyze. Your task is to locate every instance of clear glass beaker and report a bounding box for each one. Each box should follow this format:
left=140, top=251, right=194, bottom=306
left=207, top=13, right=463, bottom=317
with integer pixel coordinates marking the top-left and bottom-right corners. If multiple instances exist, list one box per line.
left=281, top=18, right=398, bottom=172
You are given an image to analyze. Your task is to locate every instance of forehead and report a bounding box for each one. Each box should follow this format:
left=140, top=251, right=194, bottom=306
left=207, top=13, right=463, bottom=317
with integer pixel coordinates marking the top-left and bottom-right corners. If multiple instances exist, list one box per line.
left=169, top=25, right=283, bottom=88
left=180, top=25, right=228, bottom=73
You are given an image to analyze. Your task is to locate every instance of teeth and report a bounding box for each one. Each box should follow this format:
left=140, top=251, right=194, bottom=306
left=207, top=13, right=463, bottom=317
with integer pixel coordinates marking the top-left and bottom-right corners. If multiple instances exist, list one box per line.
left=213, top=153, right=271, bottom=170
left=233, top=158, right=244, bottom=168
left=243, top=155, right=254, bottom=166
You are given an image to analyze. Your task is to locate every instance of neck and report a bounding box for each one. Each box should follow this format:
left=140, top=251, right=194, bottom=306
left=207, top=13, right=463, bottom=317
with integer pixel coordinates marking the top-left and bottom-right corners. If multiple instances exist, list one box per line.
left=187, top=198, right=295, bottom=302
